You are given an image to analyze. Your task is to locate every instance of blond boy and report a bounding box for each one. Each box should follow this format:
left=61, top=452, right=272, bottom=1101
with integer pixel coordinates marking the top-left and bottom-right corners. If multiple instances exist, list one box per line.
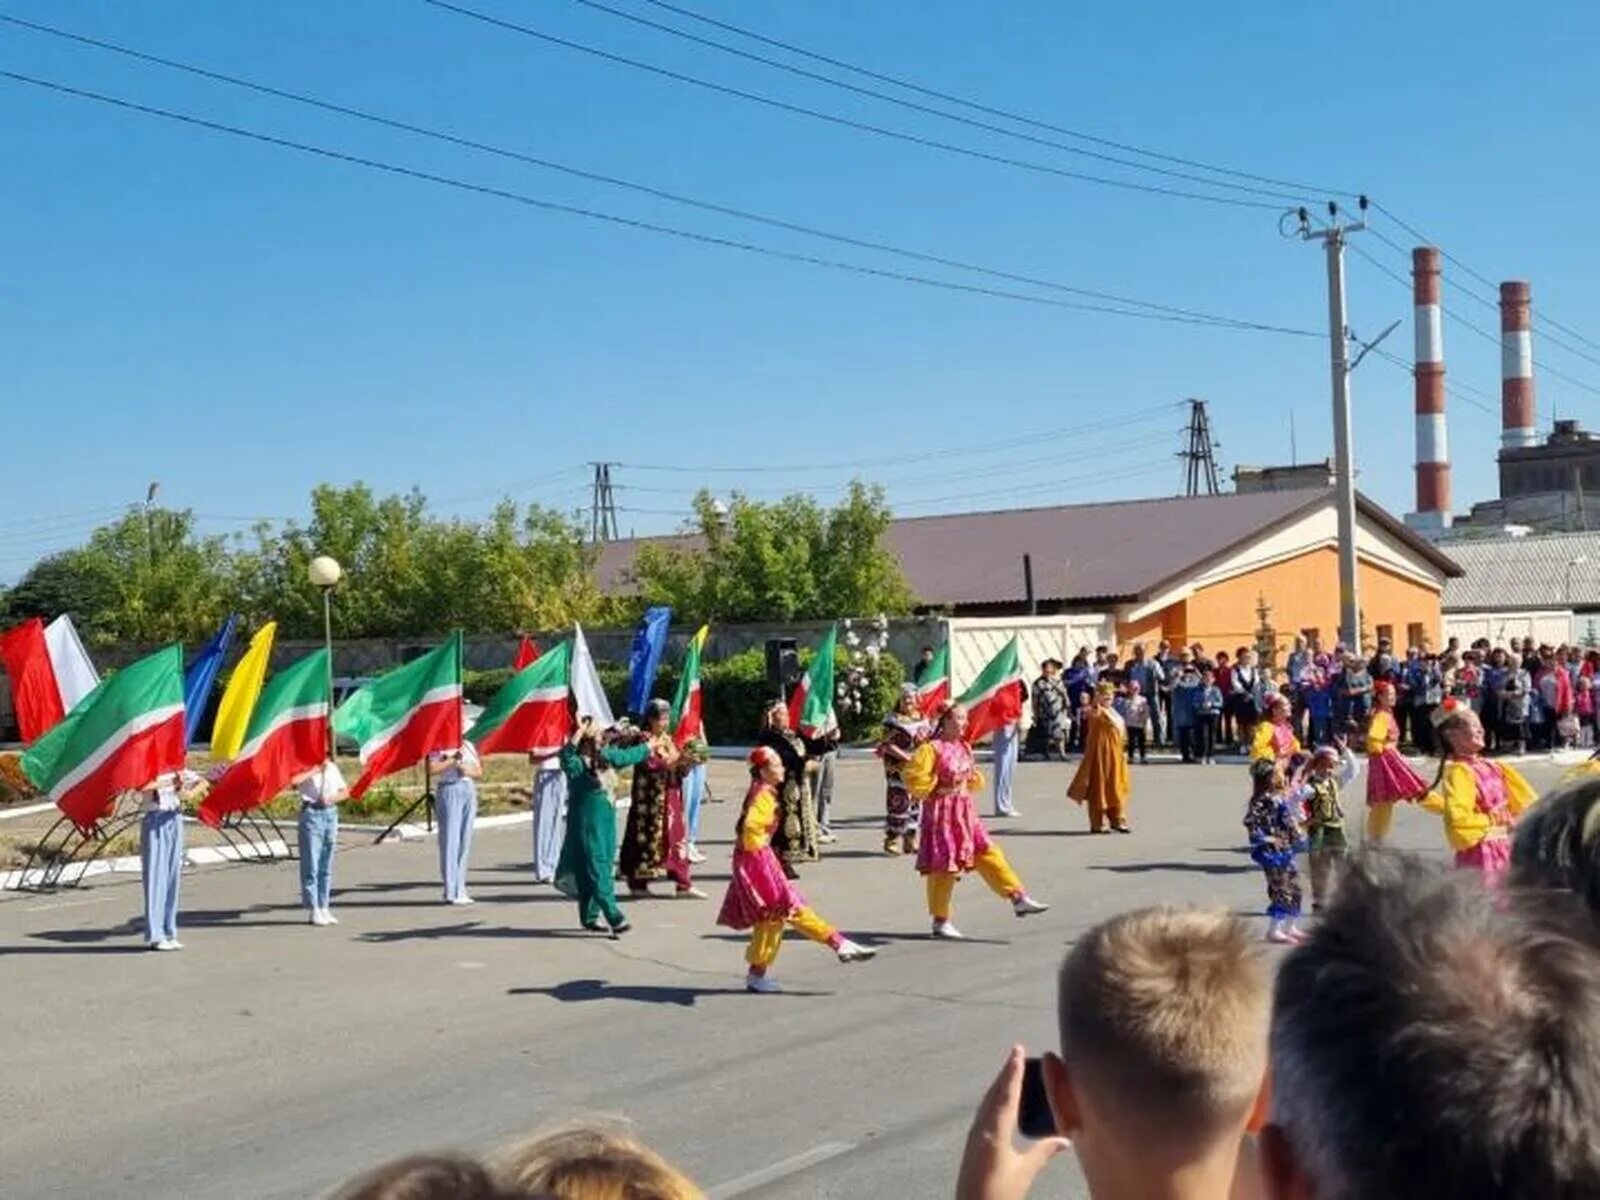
left=958, top=908, right=1270, bottom=1200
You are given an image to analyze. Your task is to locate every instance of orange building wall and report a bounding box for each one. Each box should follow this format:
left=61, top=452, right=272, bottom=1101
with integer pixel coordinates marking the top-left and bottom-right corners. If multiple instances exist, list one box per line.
left=1116, top=547, right=1441, bottom=660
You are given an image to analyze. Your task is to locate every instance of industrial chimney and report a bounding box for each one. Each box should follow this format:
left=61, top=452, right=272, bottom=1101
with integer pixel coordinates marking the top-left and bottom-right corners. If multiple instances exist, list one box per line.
left=1501, top=280, right=1538, bottom=449
left=1406, top=246, right=1450, bottom=534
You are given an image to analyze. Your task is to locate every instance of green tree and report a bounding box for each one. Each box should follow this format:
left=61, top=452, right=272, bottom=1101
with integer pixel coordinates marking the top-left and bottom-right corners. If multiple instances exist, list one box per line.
left=629, top=482, right=914, bottom=623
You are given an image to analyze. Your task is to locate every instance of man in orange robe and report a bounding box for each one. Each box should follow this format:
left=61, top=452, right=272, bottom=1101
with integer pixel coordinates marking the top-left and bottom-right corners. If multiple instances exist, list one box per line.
left=1069, top=683, right=1132, bottom=833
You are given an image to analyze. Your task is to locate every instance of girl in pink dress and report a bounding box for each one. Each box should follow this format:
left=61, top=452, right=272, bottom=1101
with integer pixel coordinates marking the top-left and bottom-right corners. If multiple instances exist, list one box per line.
left=1363, top=681, right=1429, bottom=845
left=1421, top=703, right=1536, bottom=884
left=903, top=702, right=1049, bottom=940
left=717, top=747, right=874, bottom=993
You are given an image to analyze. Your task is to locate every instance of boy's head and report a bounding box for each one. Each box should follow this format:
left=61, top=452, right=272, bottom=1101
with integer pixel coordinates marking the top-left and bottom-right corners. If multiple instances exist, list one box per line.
left=1309, top=746, right=1339, bottom=777
left=1201, top=668, right=1215, bottom=683
left=1044, top=908, right=1269, bottom=1182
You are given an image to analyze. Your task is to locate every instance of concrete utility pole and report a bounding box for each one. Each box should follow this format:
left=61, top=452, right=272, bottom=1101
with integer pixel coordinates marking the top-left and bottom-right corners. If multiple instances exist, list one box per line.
left=1296, top=199, right=1368, bottom=650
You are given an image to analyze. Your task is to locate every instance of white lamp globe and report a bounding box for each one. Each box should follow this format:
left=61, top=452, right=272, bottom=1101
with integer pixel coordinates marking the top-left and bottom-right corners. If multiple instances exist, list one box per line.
left=308, top=555, right=343, bottom=589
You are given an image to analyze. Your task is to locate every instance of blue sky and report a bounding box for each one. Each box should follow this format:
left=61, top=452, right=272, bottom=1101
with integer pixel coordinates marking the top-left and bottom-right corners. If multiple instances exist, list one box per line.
left=4, top=0, right=1598, bottom=582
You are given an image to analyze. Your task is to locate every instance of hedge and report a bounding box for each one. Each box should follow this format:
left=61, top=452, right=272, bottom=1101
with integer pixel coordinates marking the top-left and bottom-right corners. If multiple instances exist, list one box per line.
left=461, top=643, right=903, bottom=745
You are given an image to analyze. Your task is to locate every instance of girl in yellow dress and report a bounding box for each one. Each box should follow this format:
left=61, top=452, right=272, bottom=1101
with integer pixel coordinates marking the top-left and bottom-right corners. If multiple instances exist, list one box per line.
left=1421, top=702, right=1536, bottom=884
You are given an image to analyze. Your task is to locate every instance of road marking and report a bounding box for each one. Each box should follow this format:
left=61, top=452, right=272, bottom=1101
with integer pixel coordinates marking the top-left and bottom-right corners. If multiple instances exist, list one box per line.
left=708, top=1140, right=855, bottom=1197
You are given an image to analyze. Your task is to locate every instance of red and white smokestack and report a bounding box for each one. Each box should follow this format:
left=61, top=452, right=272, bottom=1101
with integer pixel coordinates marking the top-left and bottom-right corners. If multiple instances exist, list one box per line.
left=1411, top=247, right=1450, bottom=528
left=1501, top=280, right=1537, bottom=449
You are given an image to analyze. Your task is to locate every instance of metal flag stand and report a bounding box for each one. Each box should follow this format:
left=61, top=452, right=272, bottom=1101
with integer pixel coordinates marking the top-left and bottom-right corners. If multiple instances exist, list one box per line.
left=14, top=795, right=144, bottom=892
left=375, top=786, right=434, bottom=845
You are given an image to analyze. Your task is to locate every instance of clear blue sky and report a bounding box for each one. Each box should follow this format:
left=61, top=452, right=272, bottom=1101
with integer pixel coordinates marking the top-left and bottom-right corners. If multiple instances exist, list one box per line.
left=4, top=0, right=1598, bottom=583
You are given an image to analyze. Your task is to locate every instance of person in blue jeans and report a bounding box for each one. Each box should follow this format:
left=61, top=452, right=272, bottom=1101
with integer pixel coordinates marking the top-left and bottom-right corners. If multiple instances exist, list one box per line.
left=428, top=742, right=483, bottom=904
left=295, top=759, right=347, bottom=926
left=139, top=769, right=201, bottom=951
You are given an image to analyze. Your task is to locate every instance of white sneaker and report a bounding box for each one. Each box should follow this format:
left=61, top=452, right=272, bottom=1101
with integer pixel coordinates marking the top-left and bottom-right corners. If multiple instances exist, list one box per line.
left=675, top=886, right=709, bottom=900
left=1013, top=895, right=1049, bottom=917
left=931, top=920, right=966, bottom=940
left=818, top=829, right=838, bottom=844
left=150, top=939, right=180, bottom=952
left=311, top=909, right=334, bottom=927
left=322, top=909, right=339, bottom=925
left=448, top=894, right=475, bottom=906
left=167, top=939, right=185, bottom=950
left=687, top=844, right=708, bottom=864
left=835, top=938, right=877, bottom=963
left=745, top=972, right=783, bottom=994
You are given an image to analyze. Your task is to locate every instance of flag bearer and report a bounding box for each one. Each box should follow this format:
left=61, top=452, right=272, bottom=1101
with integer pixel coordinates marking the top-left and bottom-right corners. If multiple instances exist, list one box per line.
left=140, top=768, right=203, bottom=950
left=427, top=741, right=483, bottom=904
left=529, top=750, right=567, bottom=884
left=294, top=758, right=347, bottom=926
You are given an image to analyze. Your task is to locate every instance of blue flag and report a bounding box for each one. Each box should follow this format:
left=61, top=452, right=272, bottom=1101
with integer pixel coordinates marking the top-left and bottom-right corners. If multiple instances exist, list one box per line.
left=625, top=606, right=673, bottom=716
left=183, top=614, right=238, bottom=745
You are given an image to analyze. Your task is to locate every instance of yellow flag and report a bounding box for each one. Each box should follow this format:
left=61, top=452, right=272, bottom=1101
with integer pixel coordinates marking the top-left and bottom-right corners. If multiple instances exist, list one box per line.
left=209, top=621, right=277, bottom=760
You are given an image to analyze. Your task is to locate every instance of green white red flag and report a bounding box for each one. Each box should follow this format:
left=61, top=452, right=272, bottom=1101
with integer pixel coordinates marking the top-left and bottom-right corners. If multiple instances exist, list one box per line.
left=670, top=625, right=710, bottom=747
left=21, top=644, right=186, bottom=830
left=468, top=641, right=571, bottom=758
left=333, top=632, right=463, bottom=798
left=956, top=636, right=1024, bottom=745
left=199, top=648, right=330, bottom=827
left=915, top=644, right=951, bottom=715
left=787, top=625, right=837, bottom=736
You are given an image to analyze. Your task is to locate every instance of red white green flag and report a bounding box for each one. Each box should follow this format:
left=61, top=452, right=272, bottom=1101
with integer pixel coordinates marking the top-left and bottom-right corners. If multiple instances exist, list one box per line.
left=21, top=644, right=186, bottom=829
left=670, top=625, right=710, bottom=747
left=915, top=643, right=951, bottom=715
left=787, top=625, right=837, bottom=736
left=468, top=641, right=571, bottom=758
left=333, top=632, right=463, bottom=798
left=199, top=648, right=330, bottom=828
left=956, top=636, right=1024, bottom=745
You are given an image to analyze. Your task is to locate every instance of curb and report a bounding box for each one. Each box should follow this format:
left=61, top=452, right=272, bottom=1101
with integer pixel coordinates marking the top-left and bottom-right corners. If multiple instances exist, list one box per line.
left=2, top=836, right=291, bottom=891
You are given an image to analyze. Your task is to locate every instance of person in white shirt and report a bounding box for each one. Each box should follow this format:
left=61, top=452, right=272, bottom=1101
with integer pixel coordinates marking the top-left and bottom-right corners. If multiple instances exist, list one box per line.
left=140, top=768, right=202, bottom=951
left=294, top=759, right=347, bottom=926
left=427, top=743, right=483, bottom=904
left=529, top=749, right=567, bottom=884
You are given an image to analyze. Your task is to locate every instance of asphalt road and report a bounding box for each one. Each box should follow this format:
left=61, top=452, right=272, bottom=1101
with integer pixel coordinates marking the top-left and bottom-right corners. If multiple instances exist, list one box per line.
left=0, top=755, right=1572, bottom=1199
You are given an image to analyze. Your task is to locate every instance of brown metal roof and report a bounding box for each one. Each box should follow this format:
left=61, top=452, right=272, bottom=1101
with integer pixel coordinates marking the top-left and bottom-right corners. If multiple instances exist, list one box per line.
left=594, top=489, right=1461, bottom=608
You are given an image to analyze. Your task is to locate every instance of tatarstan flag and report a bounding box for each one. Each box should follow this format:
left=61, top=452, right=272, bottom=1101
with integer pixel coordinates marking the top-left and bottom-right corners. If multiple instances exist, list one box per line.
left=22, top=644, right=186, bottom=830
left=333, top=632, right=463, bottom=798
left=468, top=641, right=571, bottom=758
left=956, top=636, right=1024, bottom=745
left=915, top=644, right=951, bottom=715
left=670, top=625, right=710, bottom=747
left=787, top=625, right=837, bottom=736
left=199, top=648, right=330, bottom=828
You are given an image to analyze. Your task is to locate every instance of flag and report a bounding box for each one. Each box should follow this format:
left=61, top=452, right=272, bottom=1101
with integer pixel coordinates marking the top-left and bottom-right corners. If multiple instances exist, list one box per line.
left=625, top=606, right=672, bottom=715
left=333, top=632, right=463, bottom=798
left=210, top=621, right=277, bottom=760
left=21, top=644, right=185, bottom=829
left=469, top=641, right=572, bottom=758
left=787, top=625, right=837, bottom=736
left=199, top=648, right=329, bottom=827
left=571, top=622, right=615, bottom=728
left=0, top=615, right=100, bottom=743
left=670, top=625, right=710, bottom=747
left=956, top=637, right=1025, bottom=745
left=915, top=644, right=951, bottom=715
left=512, top=635, right=540, bottom=672
left=182, top=614, right=237, bottom=745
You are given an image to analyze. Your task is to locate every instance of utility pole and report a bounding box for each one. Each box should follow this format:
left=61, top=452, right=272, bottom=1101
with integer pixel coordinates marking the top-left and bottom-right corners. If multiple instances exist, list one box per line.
left=1179, top=398, right=1222, bottom=497
left=588, top=462, right=619, bottom=543
left=1296, top=199, right=1368, bottom=650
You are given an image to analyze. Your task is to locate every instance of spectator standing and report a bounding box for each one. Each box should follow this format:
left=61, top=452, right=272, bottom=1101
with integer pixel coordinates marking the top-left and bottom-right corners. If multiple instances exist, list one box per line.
left=1198, top=669, right=1224, bottom=764
left=1215, top=650, right=1235, bottom=748
left=1124, top=643, right=1165, bottom=747
left=1120, top=681, right=1151, bottom=765
left=1339, top=651, right=1374, bottom=729
left=912, top=645, right=937, bottom=686
left=1154, top=639, right=1178, bottom=745
left=1579, top=675, right=1597, bottom=747
left=1536, top=647, right=1575, bottom=751
left=1286, top=635, right=1311, bottom=741
left=1171, top=661, right=1201, bottom=764
left=1501, top=660, right=1532, bottom=755
left=1025, top=659, right=1069, bottom=761
left=1064, top=652, right=1094, bottom=752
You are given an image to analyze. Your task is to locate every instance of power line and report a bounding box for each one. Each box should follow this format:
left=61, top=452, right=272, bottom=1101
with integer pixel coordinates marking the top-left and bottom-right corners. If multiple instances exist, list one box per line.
left=631, top=0, right=1358, bottom=200
left=1366, top=345, right=1497, bottom=418
left=1, top=71, right=1325, bottom=337
left=421, top=0, right=1290, bottom=211
left=0, top=14, right=1309, bottom=334
left=562, top=0, right=1312, bottom=205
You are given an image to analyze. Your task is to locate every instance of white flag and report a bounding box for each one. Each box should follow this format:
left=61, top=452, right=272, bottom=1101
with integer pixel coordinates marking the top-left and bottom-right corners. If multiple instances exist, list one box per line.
left=43, top=614, right=99, bottom=711
left=570, top=622, right=616, bottom=729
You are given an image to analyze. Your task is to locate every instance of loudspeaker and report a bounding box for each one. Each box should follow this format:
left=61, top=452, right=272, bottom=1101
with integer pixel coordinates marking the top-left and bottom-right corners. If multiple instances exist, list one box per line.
left=765, top=637, right=799, bottom=694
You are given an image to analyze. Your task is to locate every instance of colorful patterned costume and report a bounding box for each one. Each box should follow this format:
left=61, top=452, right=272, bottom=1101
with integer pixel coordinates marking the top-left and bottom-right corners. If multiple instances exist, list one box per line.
left=756, top=726, right=820, bottom=868
left=718, top=778, right=840, bottom=968
left=1364, top=708, right=1429, bottom=843
left=877, top=712, right=929, bottom=851
left=1249, top=716, right=1302, bottom=765
left=903, top=737, right=1027, bottom=922
left=617, top=737, right=692, bottom=891
left=1298, top=747, right=1357, bottom=909
left=1244, top=788, right=1306, bottom=919
left=1421, top=756, right=1536, bottom=884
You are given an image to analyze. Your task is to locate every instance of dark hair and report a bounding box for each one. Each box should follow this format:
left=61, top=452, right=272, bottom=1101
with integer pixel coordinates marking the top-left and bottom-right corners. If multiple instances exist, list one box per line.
left=330, top=1154, right=506, bottom=1200
left=1269, top=854, right=1600, bottom=1199
left=1512, top=778, right=1600, bottom=919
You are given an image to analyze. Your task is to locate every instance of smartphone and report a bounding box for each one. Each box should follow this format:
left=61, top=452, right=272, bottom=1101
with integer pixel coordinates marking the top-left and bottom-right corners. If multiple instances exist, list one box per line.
left=1016, top=1056, right=1056, bottom=1139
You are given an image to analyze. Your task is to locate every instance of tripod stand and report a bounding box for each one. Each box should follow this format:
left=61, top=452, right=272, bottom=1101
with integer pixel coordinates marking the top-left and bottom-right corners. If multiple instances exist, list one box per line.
left=375, top=789, right=435, bottom=845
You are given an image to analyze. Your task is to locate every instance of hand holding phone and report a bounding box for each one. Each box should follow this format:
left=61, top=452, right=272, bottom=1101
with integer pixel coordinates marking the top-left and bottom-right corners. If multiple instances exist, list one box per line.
left=1016, top=1056, right=1057, bottom=1140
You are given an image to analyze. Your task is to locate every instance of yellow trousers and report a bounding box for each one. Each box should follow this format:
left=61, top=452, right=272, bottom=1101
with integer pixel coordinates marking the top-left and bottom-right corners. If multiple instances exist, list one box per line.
left=926, top=845, right=1023, bottom=921
left=1365, top=803, right=1394, bottom=844
left=746, top=906, right=837, bottom=969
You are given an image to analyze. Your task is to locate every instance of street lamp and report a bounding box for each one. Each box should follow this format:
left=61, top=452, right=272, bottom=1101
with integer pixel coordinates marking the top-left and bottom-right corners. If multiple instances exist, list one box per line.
left=309, top=555, right=342, bottom=758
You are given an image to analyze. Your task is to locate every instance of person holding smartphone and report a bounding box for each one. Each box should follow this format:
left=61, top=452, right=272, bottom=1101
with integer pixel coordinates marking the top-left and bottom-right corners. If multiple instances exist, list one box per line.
left=427, top=740, right=483, bottom=905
